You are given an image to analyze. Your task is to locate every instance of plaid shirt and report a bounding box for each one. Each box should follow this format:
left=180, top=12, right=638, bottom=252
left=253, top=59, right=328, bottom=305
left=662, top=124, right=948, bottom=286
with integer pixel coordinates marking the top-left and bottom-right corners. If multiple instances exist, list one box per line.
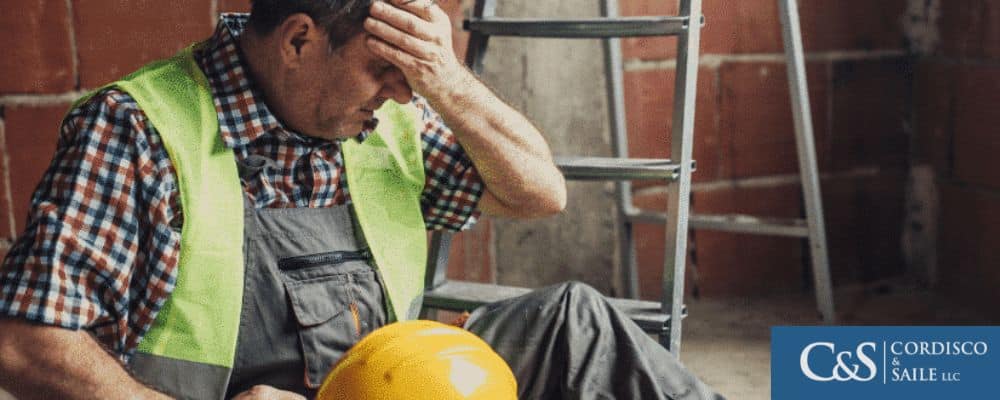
left=0, top=14, right=482, bottom=357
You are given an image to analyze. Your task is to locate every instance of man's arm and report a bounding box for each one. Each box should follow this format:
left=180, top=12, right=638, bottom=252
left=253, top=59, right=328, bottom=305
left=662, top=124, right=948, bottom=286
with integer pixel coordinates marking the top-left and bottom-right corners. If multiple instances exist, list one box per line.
left=0, top=319, right=170, bottom=400
left=0, top=320, right=304, bottom=400
left=365, top=0, right=567, bottom=218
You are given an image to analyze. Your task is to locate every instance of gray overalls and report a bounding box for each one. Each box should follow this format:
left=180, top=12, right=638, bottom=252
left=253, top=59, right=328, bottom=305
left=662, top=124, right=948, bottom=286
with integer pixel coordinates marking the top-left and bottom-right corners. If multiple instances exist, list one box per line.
left=130, top=157, right=722, bottom=400
left=222, top=201, right=386, bottom=397
left=130, top=157, right=389, bottom=399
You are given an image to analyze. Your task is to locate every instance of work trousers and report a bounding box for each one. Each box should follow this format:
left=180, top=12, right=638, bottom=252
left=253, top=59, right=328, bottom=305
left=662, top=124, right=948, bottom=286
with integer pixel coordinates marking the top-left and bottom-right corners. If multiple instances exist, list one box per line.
left=466, top=281, right=724, bottom=400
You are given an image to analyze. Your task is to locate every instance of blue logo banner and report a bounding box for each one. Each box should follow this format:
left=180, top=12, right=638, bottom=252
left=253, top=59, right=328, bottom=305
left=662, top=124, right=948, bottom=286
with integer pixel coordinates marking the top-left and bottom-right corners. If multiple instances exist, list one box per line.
left=772, top=326, right=999, bottom=399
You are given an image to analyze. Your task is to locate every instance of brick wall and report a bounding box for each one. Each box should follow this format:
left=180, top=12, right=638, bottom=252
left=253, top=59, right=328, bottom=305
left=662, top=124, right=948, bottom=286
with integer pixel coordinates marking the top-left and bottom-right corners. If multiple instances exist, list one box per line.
left=0, top=0, right=922, bottom=302
left=619, top=0, right=912, bottom=299
left=0, top=0, right=469, bottom=268
left=441, top=0, right=916, bottom=300
left=912, top=0, right=1000, bottom=312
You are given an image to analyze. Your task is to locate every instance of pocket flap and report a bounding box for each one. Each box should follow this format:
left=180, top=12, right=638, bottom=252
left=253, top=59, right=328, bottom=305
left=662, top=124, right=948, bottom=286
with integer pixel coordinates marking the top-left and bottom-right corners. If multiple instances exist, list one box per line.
left=285, top=278, right=351, bottom=327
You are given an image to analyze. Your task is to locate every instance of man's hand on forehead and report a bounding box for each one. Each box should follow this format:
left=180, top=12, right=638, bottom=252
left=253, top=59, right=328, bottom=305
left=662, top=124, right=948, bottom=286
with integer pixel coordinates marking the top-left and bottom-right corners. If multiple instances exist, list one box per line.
left=363, top=0, right=466, bottom=100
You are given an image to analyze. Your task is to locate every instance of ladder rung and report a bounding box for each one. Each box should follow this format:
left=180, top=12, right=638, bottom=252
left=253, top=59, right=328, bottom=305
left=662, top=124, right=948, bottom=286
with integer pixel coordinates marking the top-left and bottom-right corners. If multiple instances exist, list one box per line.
left=626, top=211, right=811, bottom=238
left=464, top=16, right=692, bottom=38
left=423, top=280, right=685, bottom=333
left=555, top=156, right=691, bottom=181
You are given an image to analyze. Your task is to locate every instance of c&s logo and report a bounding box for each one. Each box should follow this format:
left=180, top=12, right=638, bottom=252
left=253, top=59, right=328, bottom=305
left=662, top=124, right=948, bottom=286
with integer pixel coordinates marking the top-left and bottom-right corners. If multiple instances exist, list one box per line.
left=799, top=342, right=878, bottom=382
left=774, top=327, right=999, bottom=400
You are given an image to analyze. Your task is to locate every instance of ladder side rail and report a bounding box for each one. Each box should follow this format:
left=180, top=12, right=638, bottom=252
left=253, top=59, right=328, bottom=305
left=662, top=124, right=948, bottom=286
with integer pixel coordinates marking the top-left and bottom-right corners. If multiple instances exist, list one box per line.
left=599, top=0, right=640, bottom=300
left=423, top=0, right=497, bottom=318
left=425, top=231, right=455, bottom=290
left=661, top=0, right=703, bottom=354
left=420, top=230, right=454, bottom=319
left=465, top=0, right=499, bottom=74
left=777, top=0, right=835, bottom=324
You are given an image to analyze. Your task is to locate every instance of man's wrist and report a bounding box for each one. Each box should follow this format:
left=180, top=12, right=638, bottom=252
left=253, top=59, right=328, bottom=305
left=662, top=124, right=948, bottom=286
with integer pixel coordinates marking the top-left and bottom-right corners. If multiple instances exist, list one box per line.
left=423, top=65, right=484, bottom=112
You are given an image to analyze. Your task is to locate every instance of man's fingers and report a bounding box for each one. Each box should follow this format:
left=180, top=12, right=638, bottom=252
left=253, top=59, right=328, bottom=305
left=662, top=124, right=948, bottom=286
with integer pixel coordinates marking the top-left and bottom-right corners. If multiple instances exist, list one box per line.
left=369, top=1, right=436, bottom=41
left=388, top=0, right=439, bottom=22
left=364, top=18, right=435, bottom=60
left=366, top=36, right=418, bottom=71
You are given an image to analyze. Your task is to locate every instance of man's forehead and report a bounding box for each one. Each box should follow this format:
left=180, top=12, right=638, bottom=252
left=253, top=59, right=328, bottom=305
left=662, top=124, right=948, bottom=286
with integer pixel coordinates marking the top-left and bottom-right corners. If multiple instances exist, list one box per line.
left=335, top=31, right=391, bottom=67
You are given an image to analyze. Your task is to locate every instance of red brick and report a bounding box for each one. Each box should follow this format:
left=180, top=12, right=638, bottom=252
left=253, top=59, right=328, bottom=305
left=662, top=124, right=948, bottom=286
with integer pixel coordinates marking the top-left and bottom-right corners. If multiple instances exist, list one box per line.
left=218, top=0, right=250, bottom=13
left=632, top=170, right=906, bottom=299
left=0, top=113, right=13, bottom=239
left=821, top=172, right=906, bottom=284
left=831, top=58, right=910, bottom=171
left=798, top=0, right=907, bottom=52
left=699, top=0, right=906, bottom=55
left=73, top=0, right=214, bottom=87
left=620, top=0, right=678, bottom=60
left=0, top=0, right=75, bottom=93
left=691, top=184, right=804, bottom=297
left=952, top=65, right=1000, bottom=190
left=440, top=0, right=470, bottom=62
left=938, top=0, right=1000, bottom=60
left=631, top=184, right=804, bottom=299
left=702, top=0, right=783, bottom=54
left=630, top=188, right=696, bottom=300
left=718, top=61, right=830, bottom=178
left=444, top=217, right=494, bottom=283
left=912, top=60, right=955, bottom=171
left=938, top=183, right=1000, bottom=306
left=5, top=105, right=68, bottom=233
left=623, top=67, right=719, bottom=184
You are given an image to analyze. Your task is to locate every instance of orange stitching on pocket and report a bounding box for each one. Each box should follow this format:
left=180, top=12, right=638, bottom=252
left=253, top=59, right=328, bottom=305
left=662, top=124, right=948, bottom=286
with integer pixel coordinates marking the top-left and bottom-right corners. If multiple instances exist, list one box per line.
left=350, top=303, right=362, bottom=337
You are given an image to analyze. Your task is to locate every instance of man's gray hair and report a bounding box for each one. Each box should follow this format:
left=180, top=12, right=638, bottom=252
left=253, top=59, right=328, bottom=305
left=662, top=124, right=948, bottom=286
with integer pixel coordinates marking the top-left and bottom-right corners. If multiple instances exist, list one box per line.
left=248, top=0, right=384, bottom=49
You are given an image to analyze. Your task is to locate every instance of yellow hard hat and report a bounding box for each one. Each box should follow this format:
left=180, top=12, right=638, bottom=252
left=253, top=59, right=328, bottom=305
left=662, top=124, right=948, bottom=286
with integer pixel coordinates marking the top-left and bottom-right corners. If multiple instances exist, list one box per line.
left=317, top=320, right=518, bottom=400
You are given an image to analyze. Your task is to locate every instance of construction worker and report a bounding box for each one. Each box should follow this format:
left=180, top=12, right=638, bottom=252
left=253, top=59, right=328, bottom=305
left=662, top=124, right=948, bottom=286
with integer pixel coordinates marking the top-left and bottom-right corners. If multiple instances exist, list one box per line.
left=0, top=0, right=720, bottom=399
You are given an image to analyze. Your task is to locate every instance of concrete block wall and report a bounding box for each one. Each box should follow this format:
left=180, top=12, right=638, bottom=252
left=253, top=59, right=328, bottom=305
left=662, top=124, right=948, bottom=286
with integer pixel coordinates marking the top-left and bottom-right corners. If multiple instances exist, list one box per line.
left=910, top=0, right=1000, bottom=313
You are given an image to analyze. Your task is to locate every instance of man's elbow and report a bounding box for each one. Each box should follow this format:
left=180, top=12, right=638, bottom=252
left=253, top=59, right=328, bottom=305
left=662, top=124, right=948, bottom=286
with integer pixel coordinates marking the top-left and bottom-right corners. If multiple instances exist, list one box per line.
left=545, top=180, right=568, bottom=215
left=529, top=178, right=567, bottom=217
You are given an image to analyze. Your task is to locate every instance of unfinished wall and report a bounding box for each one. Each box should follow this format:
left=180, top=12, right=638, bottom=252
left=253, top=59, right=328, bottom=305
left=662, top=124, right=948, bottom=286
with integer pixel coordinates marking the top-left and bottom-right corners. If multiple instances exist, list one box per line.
left=0, top=1, right=917, bottom=304
left=621, top=0, right=913, bottom=299
left=910, top=0, right=1000, bottom=313
left=445, top=0, right=915, bottom=301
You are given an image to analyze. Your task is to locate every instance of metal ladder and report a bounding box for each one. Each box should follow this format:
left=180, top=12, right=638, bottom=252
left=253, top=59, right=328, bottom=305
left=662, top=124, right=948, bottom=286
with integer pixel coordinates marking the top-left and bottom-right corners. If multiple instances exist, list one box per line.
left=608, top=0, right=836, bottom=323
left=421, top=0, right=704, bottom=352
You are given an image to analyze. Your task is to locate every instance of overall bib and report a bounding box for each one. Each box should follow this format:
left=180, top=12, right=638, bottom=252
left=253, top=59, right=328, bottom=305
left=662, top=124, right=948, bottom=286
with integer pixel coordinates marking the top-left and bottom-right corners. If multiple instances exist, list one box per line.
left=132, top=156, right=388, bottom=399
left=225, top=158, right=388, bottom=397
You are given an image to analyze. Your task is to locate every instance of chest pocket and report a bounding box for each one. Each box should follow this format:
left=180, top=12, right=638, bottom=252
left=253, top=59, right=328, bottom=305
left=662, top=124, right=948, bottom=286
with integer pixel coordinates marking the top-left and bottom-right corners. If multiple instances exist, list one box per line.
left=279, top=251, right=387, bottom=388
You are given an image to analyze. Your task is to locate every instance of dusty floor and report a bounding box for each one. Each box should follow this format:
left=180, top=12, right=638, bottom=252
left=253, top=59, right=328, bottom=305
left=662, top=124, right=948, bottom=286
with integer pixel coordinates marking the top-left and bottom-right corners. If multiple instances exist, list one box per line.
left=1, top=279, right=991, bottom=400
left=680, top=279, right=995, bottom=400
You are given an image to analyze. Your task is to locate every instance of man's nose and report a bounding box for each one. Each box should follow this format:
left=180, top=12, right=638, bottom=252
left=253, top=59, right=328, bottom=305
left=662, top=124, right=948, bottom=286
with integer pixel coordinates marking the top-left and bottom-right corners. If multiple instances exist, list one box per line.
left=380, top=68, right=413, bottom=105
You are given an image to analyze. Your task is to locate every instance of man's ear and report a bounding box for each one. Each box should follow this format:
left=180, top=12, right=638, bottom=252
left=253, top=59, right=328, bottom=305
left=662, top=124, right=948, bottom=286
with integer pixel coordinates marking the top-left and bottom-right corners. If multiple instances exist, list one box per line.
left=276, top=13, right=322, bottom=67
